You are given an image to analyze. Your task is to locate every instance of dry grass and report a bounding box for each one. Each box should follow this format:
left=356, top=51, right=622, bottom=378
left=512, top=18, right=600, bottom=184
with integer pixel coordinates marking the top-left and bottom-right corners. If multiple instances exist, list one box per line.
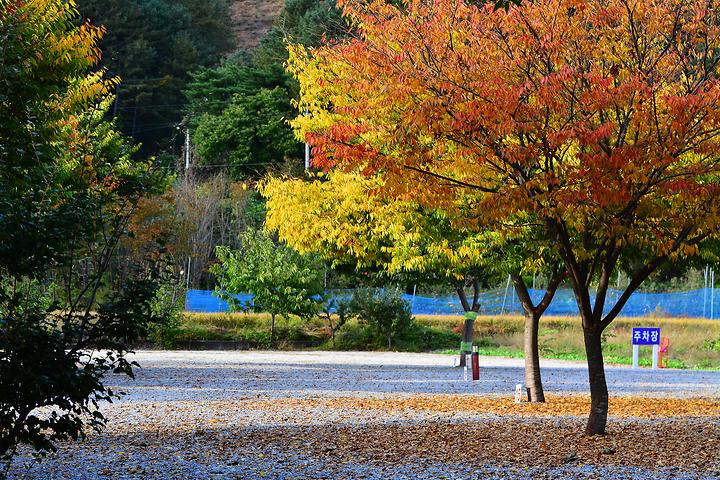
left=416, top=315, right=720, bottom=369
left=178, top=312, right=720, bottom=368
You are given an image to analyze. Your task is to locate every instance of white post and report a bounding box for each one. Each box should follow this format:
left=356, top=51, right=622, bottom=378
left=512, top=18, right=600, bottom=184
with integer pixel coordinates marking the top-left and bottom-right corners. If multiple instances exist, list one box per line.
left=632, top=344, right=639, bottom=369
left=501, top=274, right=511, bottom=315
left=704, top=265, right=709, bottom=318
left=712, top=269, right=715, bottom=320
left=305, top=142, right=310, bottom=172
left=304, top=111, right=311, bottom=172
left=652, top=344, right=659, bottom=369
left=186, top=257, right=191, bottom=291
left=410, top=284, right=417, bottom=312
left=185, top=129, right=190, bottom=171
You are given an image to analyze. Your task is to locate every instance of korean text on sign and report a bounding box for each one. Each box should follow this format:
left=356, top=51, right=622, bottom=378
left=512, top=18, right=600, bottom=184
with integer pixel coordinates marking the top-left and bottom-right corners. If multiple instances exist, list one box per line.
left=632, top=327, right=660, bottom=345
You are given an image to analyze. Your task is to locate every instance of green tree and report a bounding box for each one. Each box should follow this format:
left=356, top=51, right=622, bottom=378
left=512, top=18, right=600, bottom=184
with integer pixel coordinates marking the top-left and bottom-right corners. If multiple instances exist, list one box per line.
left=0, top=0, right=170, bottom=471
left=192, top=88, right=300, bottom=178
left=211, top=230, right=323, bottom=344
left=349, top=288, right=414, bottom=349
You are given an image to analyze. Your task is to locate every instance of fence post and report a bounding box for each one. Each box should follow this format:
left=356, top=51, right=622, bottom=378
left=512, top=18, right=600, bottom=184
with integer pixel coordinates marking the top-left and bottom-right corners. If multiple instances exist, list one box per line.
left=711, top=269, right=715, bottom=320
left=500, top=275, right=511, bottom=315
left=704, top=265, right=709, bottom=318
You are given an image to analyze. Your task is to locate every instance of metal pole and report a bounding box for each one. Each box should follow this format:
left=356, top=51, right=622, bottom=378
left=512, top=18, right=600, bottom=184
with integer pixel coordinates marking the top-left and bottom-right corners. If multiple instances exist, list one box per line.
left=304, top=111, right=310, bottom=172
left=704, top=265, right=709, bottom=318
left=305, top=142, right=310, bottom=172
left=501, top=274, right=511, bottom=315
left=186, top=257, right=191, bottom=291
left=711, top=269, right=715, bottom=320
left=652, top=344, right=659, bottom=369
left=184, top=129, right=191, bottom=295
left=185, top=129, right=190, bottom=171
left=410, top=284, right=417, bottom=312
left=632, top=344, right=639, bottom=369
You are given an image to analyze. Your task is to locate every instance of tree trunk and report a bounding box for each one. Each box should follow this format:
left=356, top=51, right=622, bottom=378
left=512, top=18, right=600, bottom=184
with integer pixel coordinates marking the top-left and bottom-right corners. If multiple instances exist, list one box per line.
left=524, top=312, right=545, bottom=402
left=583, top=327, right=609, bottom=435
left=459, top=315, right=475, bottom=366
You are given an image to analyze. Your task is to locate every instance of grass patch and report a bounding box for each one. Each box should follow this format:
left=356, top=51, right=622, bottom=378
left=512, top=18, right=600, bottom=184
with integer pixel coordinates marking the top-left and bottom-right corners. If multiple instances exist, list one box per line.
left=174, top=312, right=720, bottom=369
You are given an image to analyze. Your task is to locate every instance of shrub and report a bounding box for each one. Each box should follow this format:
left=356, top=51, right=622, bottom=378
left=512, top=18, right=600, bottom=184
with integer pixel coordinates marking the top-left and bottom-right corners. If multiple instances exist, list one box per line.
left=349, top=288, right=414, bottom=349
left=319, top=297, right=353, bottom=347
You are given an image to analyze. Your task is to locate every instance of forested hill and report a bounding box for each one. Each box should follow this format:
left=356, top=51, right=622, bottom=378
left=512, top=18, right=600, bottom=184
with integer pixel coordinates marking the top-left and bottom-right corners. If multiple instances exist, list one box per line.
left=230, top=0, right=284, bottom=50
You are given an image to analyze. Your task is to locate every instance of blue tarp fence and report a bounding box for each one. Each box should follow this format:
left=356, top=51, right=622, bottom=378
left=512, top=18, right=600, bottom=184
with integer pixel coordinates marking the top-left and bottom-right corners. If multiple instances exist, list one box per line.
left=186, top=288, right=720, bottom=318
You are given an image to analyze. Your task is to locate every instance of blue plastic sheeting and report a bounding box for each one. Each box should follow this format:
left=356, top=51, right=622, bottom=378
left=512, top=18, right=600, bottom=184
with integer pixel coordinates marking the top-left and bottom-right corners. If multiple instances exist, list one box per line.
left=185, top=288, right=720, bottom=318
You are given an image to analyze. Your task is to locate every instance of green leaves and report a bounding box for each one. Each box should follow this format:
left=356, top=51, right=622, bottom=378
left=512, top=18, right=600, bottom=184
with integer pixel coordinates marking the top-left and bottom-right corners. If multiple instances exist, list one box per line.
left=211, top=230, right=324, bottom=322
left=193, top=88, right=300, bottom=179
left=348, top=288, right=414, bottom=349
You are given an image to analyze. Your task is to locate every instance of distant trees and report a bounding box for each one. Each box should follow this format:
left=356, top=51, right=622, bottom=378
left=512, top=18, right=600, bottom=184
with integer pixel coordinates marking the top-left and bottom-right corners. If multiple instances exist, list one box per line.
left=192, top=87, right=300, bottom=178
left=77, top=0, right=233, bottom=154
left=185, top=0, right=349, bottom=178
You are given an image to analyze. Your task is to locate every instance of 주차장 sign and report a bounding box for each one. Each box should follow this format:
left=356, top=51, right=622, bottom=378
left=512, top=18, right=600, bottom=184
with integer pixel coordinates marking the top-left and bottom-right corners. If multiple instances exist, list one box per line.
left=632, top=327, right=660, bottom=345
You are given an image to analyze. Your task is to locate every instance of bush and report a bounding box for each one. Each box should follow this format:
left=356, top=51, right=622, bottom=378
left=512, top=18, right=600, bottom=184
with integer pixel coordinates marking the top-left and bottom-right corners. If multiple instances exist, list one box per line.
left=704, top=337, right=720, bottom=352
left=148, top=273, right=185, bottom=349
left=395, top=323, right=461, bottom=352
left=349, top=288, right=414, bottom=349
left=319, top=297, right=353, bottom=347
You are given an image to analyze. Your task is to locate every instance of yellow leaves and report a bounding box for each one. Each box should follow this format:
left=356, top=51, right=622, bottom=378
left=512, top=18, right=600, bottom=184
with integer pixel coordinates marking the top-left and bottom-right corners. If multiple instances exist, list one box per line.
left=261, top=394, right=720, bottom=419
left=261, top=171, right=502, bottom=276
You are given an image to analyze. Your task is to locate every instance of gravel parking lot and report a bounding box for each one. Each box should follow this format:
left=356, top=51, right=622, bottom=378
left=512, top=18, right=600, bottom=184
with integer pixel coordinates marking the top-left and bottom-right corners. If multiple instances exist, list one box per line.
left=8, top=351, right=720, bottom=479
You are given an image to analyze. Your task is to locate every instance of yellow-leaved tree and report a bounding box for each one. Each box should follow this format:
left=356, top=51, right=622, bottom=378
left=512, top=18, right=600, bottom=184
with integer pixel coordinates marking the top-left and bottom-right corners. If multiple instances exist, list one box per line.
left=262, top=170, right=564, bottom=401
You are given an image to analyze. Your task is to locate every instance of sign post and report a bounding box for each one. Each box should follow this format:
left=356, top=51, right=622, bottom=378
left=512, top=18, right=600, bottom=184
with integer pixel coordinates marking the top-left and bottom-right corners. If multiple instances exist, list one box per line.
left=632, top=327, right=661, bottom=369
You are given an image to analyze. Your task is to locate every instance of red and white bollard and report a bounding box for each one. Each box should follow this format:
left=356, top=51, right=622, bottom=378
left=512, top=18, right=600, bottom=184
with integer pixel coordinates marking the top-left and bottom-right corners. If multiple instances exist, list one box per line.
left=471, top=346, right=479, bottom=381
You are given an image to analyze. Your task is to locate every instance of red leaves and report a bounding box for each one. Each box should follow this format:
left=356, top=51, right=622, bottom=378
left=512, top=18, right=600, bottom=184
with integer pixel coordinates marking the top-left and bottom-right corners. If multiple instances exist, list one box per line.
left=292, top=0, right=720, bottom=259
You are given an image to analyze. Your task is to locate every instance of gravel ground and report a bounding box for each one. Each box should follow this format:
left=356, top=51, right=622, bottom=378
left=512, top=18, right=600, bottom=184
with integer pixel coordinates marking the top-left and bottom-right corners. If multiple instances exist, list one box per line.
left=7, top=351, right=720, bottom=479
left=109, top=351, right=720, bottom=401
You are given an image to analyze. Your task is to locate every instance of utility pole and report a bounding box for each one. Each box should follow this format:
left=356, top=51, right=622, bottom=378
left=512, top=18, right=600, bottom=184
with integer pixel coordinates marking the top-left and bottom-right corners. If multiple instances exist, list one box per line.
left=185, top=128, right=191, bottom=171
left=185, top=128, right=191, bottom=292
left=304, top=111, right=310, bottom=173
left=305, top=142, right=310, bottom=172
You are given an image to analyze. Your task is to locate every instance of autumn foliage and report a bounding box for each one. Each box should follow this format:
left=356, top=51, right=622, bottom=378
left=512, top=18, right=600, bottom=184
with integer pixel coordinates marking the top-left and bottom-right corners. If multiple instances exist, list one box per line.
left=289, top=0, right=720, bottom=434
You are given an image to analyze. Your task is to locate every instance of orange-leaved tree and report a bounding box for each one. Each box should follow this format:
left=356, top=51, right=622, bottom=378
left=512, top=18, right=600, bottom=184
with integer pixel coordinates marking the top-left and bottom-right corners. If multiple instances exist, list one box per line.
left=289, top=0, right=720, bottom=434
